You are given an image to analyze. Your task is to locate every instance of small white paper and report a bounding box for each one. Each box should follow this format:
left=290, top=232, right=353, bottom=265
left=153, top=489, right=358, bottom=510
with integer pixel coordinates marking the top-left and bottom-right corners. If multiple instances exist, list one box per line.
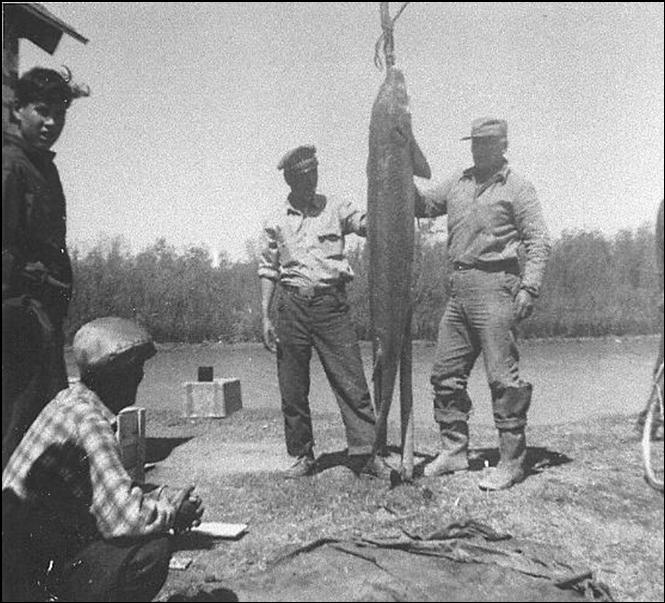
left=169, top=555, right=193, bottom=570
left=192, top=522, right=248, bottom=538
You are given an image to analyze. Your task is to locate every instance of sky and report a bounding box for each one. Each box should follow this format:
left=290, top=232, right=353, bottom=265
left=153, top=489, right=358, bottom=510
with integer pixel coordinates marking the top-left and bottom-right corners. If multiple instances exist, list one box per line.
left=18, top=2, right=665, bottom=262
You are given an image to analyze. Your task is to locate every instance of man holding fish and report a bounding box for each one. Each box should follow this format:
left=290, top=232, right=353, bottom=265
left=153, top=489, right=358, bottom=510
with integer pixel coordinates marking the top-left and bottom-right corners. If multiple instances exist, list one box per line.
left=415, top=117, right=551, bottom=490
left=258, top=145, right=396, bottom=481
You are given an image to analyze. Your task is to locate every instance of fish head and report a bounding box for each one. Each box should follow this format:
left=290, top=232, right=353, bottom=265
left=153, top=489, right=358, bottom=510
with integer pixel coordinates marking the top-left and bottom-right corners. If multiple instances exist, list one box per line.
left=386, top=67, right=409, bottom=108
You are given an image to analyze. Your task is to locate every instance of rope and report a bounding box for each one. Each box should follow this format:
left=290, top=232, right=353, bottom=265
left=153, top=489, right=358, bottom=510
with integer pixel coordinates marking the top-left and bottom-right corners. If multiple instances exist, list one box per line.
left=373, top=2, right=410, bottom=70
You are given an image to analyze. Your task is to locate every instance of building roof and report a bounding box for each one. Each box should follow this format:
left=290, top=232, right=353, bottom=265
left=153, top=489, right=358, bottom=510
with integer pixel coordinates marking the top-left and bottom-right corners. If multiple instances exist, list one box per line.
left=4, top=3, right=88, bottom=54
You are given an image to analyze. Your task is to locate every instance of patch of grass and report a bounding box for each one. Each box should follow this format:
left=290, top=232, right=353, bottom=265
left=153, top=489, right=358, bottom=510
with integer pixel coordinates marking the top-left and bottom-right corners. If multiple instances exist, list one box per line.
left=153, top=411, right=663, bottom=602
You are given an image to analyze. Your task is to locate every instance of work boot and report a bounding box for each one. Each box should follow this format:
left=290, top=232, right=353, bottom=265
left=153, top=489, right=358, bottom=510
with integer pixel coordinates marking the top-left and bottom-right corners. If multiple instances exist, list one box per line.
left=424, top=421, right=469, bottom=477
left=283, top=453, right=316, bottom=479
left=478, top=428, right=527, bottom=491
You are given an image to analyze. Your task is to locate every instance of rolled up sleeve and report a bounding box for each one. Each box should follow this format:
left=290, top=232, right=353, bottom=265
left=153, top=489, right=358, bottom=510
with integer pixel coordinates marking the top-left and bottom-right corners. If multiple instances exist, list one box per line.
left=340, top=200, right=367, bottom=237
left=514, top=182, right=550, bottom=297
left=257, top=222, right=280, bottom=282
left=414, top=180, right=452, bottom=219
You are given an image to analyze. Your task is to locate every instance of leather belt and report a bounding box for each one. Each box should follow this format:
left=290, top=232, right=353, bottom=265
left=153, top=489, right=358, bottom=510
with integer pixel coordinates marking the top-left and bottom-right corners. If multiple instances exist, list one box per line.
left=281, top=283, right=344, bottom=299
left=452, top=260, right=519, bottom=274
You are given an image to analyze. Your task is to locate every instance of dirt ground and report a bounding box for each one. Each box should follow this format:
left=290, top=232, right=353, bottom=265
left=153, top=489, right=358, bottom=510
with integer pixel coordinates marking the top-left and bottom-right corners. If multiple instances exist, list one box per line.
left=140, top=412, right=663, bottom=600
left=64, top=339, right=663, bottom=602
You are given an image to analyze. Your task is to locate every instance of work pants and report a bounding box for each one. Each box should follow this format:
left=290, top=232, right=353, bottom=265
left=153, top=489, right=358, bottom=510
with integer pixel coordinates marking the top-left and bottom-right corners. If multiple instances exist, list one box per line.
left=430, top=268, right=531, bottom=430
left=275, top=288, right=376, bottom=457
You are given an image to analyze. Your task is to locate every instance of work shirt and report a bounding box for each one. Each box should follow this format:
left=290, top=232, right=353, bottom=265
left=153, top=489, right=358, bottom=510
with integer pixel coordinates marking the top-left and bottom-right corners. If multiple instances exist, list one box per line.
left=2, top=133, right=72, bottom=302
left=415, top=162, right=550, bottom=296
left=2, top=382, right=176, bottom=547
left=258, top=193, right=366, bottom=289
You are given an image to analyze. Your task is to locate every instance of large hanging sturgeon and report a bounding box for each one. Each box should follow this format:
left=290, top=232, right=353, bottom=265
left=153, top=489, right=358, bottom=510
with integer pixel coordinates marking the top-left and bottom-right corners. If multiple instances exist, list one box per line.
left=367, top=3, right=431, bottom=479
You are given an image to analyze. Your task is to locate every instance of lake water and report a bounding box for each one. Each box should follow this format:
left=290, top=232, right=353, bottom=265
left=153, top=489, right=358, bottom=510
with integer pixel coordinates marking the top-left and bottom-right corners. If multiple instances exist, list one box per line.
left=66, top=335, right=660, bottom=429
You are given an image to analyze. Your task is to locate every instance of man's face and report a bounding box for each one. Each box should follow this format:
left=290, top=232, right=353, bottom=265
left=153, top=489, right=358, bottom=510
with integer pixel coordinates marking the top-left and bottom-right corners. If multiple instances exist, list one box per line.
left=471, top=136, right=506, bottom=170
left=100, top=361, right=146, bottom=414
left=289, top=168, right=318, bottom=202
left=13, top=100, right=67, bottom=150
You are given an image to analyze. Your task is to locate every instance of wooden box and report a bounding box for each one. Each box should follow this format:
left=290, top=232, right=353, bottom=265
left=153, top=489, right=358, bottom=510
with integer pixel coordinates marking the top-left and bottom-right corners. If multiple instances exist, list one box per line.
left=116, top=406, right=146, bottom=483
left=182, top=378, right=242, bottom=418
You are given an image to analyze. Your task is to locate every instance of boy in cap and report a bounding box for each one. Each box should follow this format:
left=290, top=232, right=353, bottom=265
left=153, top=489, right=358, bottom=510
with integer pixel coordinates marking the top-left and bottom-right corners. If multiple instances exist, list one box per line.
left=3, top=67, right=80, bottom=467
left=2, top=317, right=204, bottom=602
left=259, top=145, right=395, bottom=480
left=415, top=118, right=551, bottom=490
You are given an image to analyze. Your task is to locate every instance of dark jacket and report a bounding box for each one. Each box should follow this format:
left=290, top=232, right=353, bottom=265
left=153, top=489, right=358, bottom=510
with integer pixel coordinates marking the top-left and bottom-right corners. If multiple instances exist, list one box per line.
left=2, top=134, right=72, bottom=316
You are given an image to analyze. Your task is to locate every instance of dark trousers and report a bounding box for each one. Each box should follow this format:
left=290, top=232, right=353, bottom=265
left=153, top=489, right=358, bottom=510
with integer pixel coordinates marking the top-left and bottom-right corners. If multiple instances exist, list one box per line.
left=2, top=298, right=68, bottom=468
left=2, top=490, right=171, bottom=602
left=55, top=536, right=171, bottom=602
left=275, top=288, right=376, bottom=457
left=430, top=269, right=531, bottom=430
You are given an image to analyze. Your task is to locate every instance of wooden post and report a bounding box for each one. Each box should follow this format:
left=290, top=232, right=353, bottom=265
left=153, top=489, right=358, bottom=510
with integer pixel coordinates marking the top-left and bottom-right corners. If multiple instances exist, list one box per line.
left=400, top=310, right=414, bottom=480
left=117, top=407, right=146, bottom=483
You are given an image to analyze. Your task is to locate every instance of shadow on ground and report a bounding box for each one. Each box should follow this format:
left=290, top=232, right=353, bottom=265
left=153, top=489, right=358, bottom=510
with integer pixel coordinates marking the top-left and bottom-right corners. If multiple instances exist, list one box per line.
left=312, top=445, right=572, bottom=483
left=407, top=445, right=572, bottom=478
left=313, top=449, right=350, bottom=472
left=171, top=531, right=233, bottom=552
left=165, top=587, right=238, bottom=602
left=146, top=437, right=193, bottom=463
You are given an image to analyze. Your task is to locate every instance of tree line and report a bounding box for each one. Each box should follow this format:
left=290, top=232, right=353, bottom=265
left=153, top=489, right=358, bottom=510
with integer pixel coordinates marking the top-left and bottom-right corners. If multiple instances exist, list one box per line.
left=65, top=224, right=662, bottom=343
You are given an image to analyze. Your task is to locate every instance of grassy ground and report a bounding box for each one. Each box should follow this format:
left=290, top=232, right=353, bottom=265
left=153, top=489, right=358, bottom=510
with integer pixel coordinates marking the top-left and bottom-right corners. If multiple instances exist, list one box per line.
left=63, top=339, right=662, bottom=601
left=146, top=408, right=663, bottom=602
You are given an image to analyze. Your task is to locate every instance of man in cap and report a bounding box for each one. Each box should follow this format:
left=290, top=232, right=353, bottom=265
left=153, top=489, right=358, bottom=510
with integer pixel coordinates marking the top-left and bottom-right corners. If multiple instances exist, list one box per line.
left=259, top=145, right=395, bottom=480
left=414, top=118, right=551, bottom=490
left=2, top=317, right=204, bottom=602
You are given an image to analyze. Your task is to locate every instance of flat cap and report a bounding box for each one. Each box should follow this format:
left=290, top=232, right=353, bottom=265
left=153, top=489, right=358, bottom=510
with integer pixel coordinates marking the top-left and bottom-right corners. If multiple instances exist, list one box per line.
left=73, top=317, right=156, bottom=375
left=461, top=117, right=507, bottom=140
left=277, top=144, right=318, bottom=173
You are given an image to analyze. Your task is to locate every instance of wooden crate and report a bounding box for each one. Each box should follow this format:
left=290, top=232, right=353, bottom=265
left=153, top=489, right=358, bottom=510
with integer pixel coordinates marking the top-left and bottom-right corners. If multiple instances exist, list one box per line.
left=182, top=378, right=242, bottom=418
left=116, top=406, right=146, bottom=483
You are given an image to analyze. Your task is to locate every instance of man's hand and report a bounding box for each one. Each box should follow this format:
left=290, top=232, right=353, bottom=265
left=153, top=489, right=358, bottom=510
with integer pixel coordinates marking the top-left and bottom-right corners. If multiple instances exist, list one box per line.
left=153, top=497, right=176, bottom=533
left=23, top=261, right=47, bottom=274
left=172, top=485, right=204, bottom=534
left=22, top=261, right=48, bottom=282
left=513, top=289, right=534, bottom=321
left=262, top=317, right=279, bottom=353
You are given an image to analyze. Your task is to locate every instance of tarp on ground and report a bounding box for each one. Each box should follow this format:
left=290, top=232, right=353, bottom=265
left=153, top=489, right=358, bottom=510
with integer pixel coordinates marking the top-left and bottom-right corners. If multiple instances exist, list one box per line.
left=213, top=520, right=613, bottom=602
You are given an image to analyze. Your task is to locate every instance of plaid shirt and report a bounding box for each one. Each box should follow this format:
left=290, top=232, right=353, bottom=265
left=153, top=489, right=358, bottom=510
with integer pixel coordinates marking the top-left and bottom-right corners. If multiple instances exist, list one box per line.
left=415, top=162, right=551, bottom=296
left=2, top=382, right=176, bottom=542
left=258, top=193, right=366, bottom=289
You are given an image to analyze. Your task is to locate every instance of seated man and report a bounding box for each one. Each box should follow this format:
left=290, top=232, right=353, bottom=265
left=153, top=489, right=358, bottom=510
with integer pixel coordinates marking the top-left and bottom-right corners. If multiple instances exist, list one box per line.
left=2, top=317, right=204, bottom=602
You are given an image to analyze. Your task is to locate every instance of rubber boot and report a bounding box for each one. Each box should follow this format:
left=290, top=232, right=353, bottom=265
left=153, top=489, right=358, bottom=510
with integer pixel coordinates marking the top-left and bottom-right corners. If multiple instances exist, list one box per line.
left=478, top=428, right=527, bottom=491
left=424, top=421, right=469, bottom=477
